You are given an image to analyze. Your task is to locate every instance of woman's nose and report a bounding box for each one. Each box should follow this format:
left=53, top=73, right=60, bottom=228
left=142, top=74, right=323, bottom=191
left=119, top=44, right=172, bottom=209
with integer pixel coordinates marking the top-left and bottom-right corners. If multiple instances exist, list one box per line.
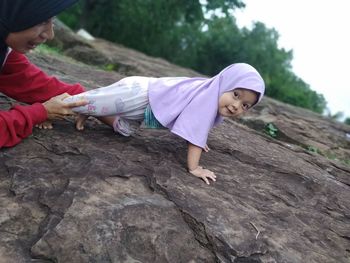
left=40, top=21, right=55, bottom=41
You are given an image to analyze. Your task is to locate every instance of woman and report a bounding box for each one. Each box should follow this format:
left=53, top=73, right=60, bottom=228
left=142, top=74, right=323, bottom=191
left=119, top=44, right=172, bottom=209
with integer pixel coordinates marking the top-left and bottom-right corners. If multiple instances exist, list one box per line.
left=0, top=0, right=87, bottom=148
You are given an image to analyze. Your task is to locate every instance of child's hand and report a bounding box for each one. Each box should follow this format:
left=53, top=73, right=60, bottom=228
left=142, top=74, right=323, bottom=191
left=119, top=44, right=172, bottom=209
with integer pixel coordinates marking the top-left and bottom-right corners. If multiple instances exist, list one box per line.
left=35, top=121, right=53, bottom=129
left=75, top=114, right=89, bottom=130
left=204, top=144, right=210, bottom=152
left=189, top=166, right=216, bottom=185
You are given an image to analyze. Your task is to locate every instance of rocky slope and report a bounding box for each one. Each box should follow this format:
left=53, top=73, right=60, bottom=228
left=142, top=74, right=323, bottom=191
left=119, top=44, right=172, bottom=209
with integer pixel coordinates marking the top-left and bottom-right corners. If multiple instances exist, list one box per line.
left=0, top=21, right=349, bottom=263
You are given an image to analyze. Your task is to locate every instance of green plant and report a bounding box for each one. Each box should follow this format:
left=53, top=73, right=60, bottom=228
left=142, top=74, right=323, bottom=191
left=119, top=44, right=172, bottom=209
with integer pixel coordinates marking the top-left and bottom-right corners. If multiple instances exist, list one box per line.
left=35, top=44, right=62, bottom=55
left=104, top=63, right=118, bottom=71
left=264, top=123, right=278, bottom=138
left=306, top=147, right=350, bottom=167
left=343, top=159, right=350, bottom=166
left=307, top=146, right=320, bottom=154
left=344, top=117, right=350, bottom=125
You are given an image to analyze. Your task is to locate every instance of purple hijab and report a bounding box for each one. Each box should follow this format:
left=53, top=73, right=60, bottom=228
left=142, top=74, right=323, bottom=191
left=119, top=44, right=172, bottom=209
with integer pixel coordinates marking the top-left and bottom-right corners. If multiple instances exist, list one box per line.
left=148, top=63, right=265, bottom=148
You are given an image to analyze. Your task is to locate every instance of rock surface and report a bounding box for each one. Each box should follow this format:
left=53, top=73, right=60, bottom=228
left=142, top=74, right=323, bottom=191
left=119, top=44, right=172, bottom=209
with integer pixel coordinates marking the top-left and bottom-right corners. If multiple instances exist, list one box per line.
left=0, top=24, right=349, bottom=263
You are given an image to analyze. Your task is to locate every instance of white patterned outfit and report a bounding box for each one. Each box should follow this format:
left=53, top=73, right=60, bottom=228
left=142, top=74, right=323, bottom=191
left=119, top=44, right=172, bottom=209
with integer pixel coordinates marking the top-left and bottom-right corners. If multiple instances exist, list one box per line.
left=64, top=76, right=153, bottom=135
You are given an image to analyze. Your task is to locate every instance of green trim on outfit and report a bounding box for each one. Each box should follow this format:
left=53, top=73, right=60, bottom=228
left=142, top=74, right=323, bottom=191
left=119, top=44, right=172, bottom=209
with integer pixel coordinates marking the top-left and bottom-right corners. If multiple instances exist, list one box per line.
left=144, top=105, right=164, bottom=129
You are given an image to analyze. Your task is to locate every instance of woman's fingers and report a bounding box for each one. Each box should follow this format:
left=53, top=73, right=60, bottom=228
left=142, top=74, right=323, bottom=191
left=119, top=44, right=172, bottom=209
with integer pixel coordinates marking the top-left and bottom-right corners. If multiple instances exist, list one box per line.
left=57, top=93, right=70, bottom=99
left=65, top=99, right=88, bottom=108
left=62, top=93, right=88, bottom=110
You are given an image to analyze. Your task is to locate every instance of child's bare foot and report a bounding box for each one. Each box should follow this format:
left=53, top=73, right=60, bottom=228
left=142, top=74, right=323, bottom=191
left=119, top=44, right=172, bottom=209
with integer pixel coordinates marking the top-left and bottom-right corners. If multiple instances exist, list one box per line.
left=35, top=121, right=53, bottom=129
left=76, top=114, right=88, bottom=130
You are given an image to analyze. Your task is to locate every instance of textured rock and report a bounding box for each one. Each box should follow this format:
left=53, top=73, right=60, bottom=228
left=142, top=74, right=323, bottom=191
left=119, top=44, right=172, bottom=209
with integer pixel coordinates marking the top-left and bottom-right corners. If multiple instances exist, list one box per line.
left=0, top=25, right=349, bottom=263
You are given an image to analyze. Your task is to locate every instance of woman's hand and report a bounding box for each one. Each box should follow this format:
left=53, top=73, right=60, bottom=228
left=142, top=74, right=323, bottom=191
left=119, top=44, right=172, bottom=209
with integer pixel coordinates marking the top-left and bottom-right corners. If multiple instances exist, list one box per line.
left=43, top=93, right=87, bottom=120
left=189, top=166, right=217, bottom=185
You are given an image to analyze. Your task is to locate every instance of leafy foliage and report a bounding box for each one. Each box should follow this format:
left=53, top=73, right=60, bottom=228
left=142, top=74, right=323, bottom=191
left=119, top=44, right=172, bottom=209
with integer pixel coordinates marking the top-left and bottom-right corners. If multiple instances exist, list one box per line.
left=307, top=145, right=319, bottom=154
left=59, top=0, right=327, bottom=113
left=36, top=44, right=62, bottom=55
left=264, top=123, right=279, bottom=138
left=345, top=118, right=350, bottom=125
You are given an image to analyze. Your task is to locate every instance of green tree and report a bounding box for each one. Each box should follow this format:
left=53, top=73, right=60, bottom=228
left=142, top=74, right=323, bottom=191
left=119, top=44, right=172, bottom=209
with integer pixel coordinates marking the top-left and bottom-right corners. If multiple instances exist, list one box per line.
left=59, top=0, right=327, bottom=114
left=328, top=111, right=344, bottom=121
left=59, top=0, right=243, bottom=58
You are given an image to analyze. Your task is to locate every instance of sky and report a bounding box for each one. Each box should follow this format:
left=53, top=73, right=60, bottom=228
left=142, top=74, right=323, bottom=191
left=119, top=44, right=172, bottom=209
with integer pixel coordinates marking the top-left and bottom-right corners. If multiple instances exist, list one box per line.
left=233, top=0, right=350, bottom=119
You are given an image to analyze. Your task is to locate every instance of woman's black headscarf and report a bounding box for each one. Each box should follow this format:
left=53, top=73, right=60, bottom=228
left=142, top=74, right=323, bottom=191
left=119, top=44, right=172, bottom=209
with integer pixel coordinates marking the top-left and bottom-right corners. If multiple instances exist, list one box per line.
left=0, top=0, right=78, bottom=69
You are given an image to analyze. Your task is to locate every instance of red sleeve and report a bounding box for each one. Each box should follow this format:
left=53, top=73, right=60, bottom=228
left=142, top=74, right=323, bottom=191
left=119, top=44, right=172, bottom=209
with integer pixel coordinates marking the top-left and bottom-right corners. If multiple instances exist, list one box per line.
left=0, top=50, right=86, bottom=148
left=0, top=103, right=47, bottom=148
left=0, top=50, right=85, bottom=103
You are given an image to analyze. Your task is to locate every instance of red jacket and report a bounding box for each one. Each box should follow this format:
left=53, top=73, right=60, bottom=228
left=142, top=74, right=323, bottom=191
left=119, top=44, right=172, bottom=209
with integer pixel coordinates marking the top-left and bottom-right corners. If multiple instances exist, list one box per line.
left=0, top=50, right=85, bottom=148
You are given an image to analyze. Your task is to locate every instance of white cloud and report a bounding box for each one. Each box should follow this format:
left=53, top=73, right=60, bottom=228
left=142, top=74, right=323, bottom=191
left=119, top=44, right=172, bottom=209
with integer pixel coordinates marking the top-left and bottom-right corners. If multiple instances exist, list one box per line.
left=234, top=0, right=350, bottom=118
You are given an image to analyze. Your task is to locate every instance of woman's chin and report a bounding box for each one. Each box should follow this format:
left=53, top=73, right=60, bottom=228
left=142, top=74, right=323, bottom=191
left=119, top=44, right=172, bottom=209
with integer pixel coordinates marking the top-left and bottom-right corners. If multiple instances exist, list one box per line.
left=12, top=47, right=30, bottom=54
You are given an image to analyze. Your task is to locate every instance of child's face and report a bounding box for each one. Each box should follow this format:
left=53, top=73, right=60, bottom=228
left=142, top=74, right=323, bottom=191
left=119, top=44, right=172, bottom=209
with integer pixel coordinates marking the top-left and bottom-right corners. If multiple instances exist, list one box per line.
left=218, top=88, right=258, bottom=117
left=5, top=18, right=54, bottom=53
